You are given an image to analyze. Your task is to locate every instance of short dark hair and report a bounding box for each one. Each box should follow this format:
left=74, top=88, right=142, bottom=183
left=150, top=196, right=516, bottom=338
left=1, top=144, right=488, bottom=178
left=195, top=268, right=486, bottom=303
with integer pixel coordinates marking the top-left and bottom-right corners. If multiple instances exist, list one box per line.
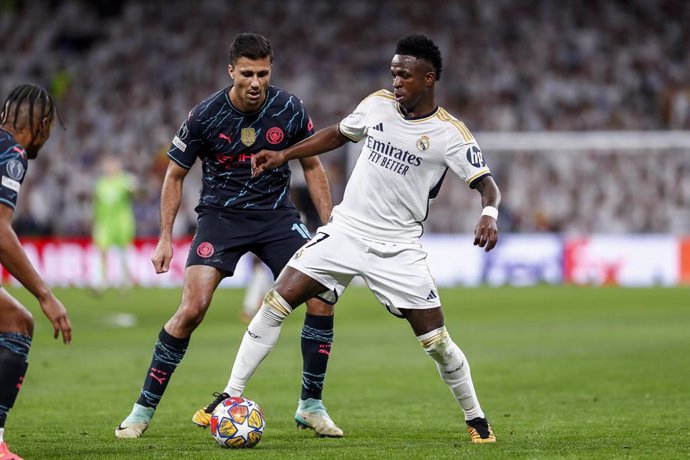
left=395, top=34, right=443, bottom=81
left=0, top=84, right=57, bottom=132
left=229, top=33, right=273, bottom=64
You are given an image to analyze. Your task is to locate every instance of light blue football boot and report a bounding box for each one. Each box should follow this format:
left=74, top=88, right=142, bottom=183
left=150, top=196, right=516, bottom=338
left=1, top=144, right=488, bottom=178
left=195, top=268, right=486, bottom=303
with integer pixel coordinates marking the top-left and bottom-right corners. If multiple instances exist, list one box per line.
left=295, top=398, right=343, bottom=438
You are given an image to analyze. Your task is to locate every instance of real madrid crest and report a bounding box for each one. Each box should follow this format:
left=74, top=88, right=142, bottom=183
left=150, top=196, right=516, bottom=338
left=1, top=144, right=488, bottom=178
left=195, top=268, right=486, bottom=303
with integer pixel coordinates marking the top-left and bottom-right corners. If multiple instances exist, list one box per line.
left=416, top=135, right=430, bottom=151
left=241, top=128, right=256, bottom=147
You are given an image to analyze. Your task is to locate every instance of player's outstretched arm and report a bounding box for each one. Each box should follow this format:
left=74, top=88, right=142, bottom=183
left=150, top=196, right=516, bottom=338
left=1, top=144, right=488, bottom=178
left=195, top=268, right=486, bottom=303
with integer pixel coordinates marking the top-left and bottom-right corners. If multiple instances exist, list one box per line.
left=252, top=125, right=349, bottom=177
left=473, top=176, right=501, bottom=252
left=0, top=205, right=72, bottom=343
left=152, top=161, right=189, bottom=273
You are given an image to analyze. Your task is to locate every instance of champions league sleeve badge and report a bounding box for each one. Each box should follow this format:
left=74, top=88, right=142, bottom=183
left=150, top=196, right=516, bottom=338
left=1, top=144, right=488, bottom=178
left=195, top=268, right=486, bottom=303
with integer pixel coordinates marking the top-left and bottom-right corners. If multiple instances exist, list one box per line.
left=173, top=121, right=189, bottom=152
left=6, top=158, right=25, bottom=181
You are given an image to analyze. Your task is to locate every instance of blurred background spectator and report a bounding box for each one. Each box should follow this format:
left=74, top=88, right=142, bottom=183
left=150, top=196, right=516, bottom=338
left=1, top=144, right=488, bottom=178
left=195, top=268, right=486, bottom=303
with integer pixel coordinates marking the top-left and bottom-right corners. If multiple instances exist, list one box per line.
left=1, top=0, right=688, bottom=236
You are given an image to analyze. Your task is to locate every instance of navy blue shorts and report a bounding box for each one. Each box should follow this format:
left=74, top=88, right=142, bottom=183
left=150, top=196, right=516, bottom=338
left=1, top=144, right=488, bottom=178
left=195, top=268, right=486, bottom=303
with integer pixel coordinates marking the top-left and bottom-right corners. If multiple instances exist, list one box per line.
left=187, top=207, right=311, bottom=278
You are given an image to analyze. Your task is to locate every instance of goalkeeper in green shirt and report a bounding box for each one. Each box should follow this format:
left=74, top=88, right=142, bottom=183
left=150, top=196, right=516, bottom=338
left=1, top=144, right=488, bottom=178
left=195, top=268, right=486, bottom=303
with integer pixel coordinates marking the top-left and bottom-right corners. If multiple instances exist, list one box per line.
left=92, top=155, right=137, bottom=291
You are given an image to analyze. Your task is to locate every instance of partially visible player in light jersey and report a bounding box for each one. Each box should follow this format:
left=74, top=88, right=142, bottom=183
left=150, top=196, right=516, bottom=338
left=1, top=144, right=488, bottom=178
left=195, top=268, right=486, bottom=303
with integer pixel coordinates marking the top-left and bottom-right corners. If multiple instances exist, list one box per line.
left=225, top=34, right=501, bottom=444
left=92, top=154, right=137, bottom=291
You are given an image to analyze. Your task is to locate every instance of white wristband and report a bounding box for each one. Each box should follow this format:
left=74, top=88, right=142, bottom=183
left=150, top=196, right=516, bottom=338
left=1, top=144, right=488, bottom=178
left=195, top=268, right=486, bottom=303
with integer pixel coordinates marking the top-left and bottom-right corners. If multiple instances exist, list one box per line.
left=481, top=206, right=499, bottom=220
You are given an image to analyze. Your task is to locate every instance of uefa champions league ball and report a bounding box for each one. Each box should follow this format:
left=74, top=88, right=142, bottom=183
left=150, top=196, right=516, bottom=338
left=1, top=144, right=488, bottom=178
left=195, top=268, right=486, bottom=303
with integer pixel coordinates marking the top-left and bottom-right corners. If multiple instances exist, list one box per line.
left=210, top=396, right=265, bottom=448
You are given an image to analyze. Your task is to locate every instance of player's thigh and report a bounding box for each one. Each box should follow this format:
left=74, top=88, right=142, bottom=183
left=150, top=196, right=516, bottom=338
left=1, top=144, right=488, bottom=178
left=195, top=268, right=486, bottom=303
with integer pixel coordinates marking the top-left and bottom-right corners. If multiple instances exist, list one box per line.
left=285, top=229, right=359, bottom=305
left=399, top=307, right=445, bottom=337
left=0, top=287, right=33, bottom=334
left=182, top=265, right=223, bottom=305
left=363, top=243, right=441, bottom=317
left=270, top=266, right=337, bottom=310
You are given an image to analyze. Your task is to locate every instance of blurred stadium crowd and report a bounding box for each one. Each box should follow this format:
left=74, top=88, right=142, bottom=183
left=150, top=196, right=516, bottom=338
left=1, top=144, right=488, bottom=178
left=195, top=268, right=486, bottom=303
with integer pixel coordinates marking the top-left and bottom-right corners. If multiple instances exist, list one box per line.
left=1, top=0, right=688, bottom=236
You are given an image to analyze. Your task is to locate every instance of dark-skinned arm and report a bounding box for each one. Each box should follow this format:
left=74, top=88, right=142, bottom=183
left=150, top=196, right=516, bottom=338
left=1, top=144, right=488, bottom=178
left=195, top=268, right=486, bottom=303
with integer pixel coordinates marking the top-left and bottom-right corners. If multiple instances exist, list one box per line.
left=252, top=125, right=349, bottom=177
left=472, top=175, right=501, bottom=252
left=0, top=205, right=72, bottom=343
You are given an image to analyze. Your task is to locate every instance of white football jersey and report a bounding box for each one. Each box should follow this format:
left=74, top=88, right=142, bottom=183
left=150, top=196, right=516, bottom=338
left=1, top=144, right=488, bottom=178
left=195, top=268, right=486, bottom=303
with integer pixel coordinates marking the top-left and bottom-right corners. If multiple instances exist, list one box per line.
left=332, top=89, right=491, bottom=242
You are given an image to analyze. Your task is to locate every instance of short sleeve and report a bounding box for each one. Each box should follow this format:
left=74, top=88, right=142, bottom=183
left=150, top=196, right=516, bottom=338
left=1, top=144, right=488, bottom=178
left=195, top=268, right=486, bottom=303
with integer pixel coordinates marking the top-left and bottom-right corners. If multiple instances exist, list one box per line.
left=0, top=144, right=28, bottom=210
left=294, top=99, right=315, bottom=143
left=338, top=92, right=381, bottom=142
left=167, top=107, right=203, bottom=169
left=445, top=125, right=491, bottom=188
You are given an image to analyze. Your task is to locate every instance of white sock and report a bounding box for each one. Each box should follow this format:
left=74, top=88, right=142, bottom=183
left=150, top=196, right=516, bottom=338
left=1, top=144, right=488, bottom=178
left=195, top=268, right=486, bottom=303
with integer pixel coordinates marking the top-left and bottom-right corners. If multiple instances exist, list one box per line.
left=418, top=326, right=485, bottom=420
left=242, top=264, right=272, bottom=317
left=0, top=427, right=4, bottom=443
left=224, top=289, right=292, bottom=395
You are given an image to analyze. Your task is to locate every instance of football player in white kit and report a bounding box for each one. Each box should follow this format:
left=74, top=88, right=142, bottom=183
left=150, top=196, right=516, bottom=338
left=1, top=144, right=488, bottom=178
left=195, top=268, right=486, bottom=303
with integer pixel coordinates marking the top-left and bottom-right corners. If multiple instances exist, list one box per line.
left=228, top=34, right=501, bottom=443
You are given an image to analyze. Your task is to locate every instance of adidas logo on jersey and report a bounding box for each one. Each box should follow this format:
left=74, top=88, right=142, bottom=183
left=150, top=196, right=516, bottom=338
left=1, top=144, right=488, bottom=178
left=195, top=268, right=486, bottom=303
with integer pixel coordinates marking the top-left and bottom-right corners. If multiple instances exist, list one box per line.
left=371, top=122, right=384, bottom=132
left=426, top=290, right=438, bottom=301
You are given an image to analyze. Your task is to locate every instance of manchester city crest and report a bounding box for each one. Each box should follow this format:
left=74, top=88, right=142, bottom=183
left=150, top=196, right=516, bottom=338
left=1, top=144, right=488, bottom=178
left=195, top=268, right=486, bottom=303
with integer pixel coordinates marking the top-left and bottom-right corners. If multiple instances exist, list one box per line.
left=416, top=135, right=430, bottom=151
left=241, top=128, right=256, bottom=146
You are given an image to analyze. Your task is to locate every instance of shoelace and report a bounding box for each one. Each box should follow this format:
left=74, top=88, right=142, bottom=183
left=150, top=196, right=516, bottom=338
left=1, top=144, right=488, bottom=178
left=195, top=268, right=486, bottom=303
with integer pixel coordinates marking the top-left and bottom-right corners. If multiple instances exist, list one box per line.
left=205, top=392, right=229, bottom=413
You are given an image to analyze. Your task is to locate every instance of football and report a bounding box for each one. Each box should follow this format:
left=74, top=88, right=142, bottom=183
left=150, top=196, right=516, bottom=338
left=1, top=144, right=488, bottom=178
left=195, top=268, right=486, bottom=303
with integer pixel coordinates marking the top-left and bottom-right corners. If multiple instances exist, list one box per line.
left=209, top=396, right=265, bottom=448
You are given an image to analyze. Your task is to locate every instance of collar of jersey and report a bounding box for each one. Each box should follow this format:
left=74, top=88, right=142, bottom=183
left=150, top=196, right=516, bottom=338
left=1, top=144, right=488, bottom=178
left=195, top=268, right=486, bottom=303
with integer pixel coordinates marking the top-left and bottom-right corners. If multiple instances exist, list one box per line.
left=225, top=85, right=272, bottom=116
left=396, top=104, right=439, bottom=122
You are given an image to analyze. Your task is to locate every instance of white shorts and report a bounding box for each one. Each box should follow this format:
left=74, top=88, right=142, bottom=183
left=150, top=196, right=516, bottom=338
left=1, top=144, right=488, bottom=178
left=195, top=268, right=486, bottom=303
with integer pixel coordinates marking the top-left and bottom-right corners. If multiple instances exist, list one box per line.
left=286, top=224, right=441, bottom=317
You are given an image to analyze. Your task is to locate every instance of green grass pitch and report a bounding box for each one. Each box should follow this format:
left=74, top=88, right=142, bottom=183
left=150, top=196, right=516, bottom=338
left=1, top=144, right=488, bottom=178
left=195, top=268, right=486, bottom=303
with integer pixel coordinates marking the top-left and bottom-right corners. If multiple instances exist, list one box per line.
left=3, top=285, right=689, bottom=459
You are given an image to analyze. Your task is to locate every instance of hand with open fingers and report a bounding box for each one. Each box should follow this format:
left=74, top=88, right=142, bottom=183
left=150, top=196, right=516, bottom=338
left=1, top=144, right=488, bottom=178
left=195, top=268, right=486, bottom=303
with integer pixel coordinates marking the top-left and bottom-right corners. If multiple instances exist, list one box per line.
left=474, top=215, right=498, bottom=252
left=251, top=149, right=285, bottom=177
left=151, top=239, right=174, bottom=274
left=40, top=295, right=72, bottom=344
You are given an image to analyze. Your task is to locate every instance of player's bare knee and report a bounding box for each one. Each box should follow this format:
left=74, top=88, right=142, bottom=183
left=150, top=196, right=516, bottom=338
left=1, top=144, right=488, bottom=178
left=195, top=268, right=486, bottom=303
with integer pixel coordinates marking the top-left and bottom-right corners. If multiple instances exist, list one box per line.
left=184, top=306, right=208, bottom=329
left=0, top=295, right=34, bottom=335
left=402, top=307, right=444, bottom=336
left=274, top=268, right=324, bottom=306
left=172, top=301, right=209, bottom=333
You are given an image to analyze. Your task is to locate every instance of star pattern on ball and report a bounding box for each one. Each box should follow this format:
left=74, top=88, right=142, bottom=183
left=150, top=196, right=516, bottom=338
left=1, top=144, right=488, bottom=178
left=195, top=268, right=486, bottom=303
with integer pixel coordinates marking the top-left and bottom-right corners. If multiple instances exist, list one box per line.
left=232, top=412, right=256, bottom=442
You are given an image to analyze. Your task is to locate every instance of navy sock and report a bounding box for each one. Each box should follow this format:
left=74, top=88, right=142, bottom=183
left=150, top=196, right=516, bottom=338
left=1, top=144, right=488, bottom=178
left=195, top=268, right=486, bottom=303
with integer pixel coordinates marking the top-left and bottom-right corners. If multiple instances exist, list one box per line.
left=0, top=333, right=31, bottom=428
left=136, top=328, right=190, bottom=409
left=300, top=314, right=334, bottom=401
